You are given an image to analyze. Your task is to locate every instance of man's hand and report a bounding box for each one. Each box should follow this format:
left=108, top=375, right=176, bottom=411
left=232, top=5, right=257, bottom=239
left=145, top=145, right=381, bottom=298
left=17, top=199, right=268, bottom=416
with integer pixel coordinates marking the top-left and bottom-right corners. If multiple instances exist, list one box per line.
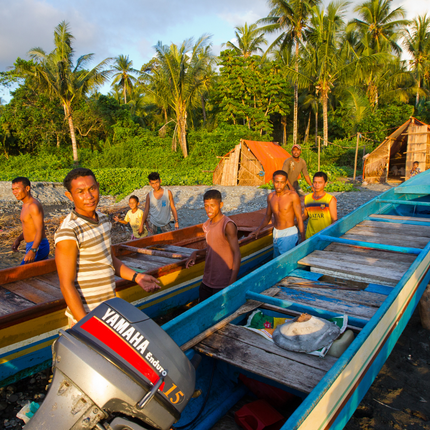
left=23, top=249, right=36, bottom=263
left=136, top=273, right=161, bottom=292
left=186, top=251, right=197, bottom=268
left=11, top=238, right=21, bottom=252
left=174, top=221, right=179, bottom=230
left=249, top=228, right=260, bottom=239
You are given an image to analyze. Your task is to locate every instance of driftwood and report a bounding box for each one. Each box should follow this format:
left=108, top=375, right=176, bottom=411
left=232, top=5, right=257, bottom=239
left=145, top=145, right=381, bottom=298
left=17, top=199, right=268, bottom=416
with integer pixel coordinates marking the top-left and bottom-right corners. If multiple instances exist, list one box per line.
left=120, top=245, right=187, bottom=260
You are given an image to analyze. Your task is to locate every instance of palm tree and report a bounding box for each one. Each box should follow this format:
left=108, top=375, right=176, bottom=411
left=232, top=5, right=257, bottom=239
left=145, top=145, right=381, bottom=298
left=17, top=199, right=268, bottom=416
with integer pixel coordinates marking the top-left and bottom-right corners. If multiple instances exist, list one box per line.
left=350, top=0, right=409, bottom=55
left=28, top=21, right=110, bottom=162
left=224, top=23, right=267, bottom=57
left=143, top=36, right=213, bottom=158
left=111, top=55, right=138, bottom=104
left=403, top=14, right=430, bottom=106
left=259, top=0, right=321, bottom=145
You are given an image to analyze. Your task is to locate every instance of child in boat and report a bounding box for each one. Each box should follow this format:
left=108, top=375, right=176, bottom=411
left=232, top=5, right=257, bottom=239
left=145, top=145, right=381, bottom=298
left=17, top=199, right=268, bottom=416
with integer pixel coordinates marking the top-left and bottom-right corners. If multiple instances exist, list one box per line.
left=410, top=161, right=421, bottom=178
left=186, top=190, right=241, bottom=302
left=55, top=168, right=160, bottom=324
left=302, top=172, right=337, bottom=239
left=114, top=195, right=148, bottom=240
left=251, top=170, right=305, bottom=257
left=138, top=172, right=179, bottom=236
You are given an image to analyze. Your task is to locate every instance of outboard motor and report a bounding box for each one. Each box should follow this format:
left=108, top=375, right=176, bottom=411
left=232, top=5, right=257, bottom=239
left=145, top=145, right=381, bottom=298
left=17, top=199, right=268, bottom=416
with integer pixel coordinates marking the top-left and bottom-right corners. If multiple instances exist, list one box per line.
left=25, top=298, right=195, bottom=430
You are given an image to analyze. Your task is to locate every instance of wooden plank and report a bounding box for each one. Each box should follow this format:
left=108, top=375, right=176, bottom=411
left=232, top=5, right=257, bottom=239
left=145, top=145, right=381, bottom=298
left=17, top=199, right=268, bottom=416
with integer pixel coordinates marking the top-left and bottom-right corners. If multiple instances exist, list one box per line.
left=195, top=330, right=327, bottom=394
left=17, top=278, right=63, bottom=299
left=341, top=234, right=427, bottom=249
left=0, top=287, right=35, bottom=316
left=1, top=281, right=57, bottom=304
left=120, top=245, right=187, bottom=259
left=131, top=254, right=178, bottom=266
left=287, top=269, right=324, bottom=281
left=298, top=254, right=406, bottom=286
left=369, top=214, right=430, bottom=223
left=281, top=283, right=386, bottom=308
left=325, top=243, right=417, bottom=264
left=36, top=272, right=60, bottom=287
left=276, top=289, right=377, bottom=320
left=348, top=224, right=430, bottom=239
left=365, top=284, right=394, bottom=296
left=147, top=245, right=195, bottom=256
left=220, top=324, right=337, bottom=372
left=356, top=220, right=430, bottom=236
left=119, top=257, right=162, bottom=272
left=300, top=250, right=411, bottom=273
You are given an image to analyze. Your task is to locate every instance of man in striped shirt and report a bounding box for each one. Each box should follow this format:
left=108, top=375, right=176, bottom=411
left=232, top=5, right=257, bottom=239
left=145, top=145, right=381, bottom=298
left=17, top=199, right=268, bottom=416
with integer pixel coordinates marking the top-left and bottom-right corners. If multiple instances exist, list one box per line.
left=55, top=168, right=160, bottom=323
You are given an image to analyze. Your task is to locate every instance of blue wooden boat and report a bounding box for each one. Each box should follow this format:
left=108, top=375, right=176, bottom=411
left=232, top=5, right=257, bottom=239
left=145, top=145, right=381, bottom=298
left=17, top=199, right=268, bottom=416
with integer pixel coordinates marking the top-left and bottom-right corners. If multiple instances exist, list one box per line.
left=163, top=171, right=430, bottom=430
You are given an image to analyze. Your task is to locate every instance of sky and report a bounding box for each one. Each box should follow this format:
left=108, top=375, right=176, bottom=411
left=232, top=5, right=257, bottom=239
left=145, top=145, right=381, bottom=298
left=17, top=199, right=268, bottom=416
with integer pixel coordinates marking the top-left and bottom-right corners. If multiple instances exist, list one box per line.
left=1, top=0, right=429, bottom=102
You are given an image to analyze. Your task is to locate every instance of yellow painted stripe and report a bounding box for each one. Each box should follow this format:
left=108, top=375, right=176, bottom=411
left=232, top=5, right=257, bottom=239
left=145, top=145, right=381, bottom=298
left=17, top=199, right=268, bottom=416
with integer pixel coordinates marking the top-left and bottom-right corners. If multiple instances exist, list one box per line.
left=0, top=338, right=55, bottom=364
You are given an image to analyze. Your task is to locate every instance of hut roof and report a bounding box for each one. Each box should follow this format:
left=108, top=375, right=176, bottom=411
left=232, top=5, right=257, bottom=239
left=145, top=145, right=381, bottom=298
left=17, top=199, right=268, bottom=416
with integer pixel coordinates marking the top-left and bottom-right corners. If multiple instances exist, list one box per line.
left=243, top=140, right=291, bottom=183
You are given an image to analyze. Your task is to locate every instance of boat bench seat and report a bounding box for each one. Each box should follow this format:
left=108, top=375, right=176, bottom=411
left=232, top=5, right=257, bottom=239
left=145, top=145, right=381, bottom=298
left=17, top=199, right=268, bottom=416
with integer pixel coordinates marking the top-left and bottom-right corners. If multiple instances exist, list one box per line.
left=194, top=323, right=337, bottom=394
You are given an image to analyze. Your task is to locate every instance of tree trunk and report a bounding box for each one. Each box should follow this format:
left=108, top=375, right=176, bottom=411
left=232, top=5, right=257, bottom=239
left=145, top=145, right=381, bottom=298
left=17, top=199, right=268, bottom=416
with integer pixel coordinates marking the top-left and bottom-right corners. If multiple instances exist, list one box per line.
left=201, top=94, right=207, bottom=125
left=177, top=102, right=188, bottom=158
left=293, top=40, right=299, bottom=145
left=124, top=85, right=127, bottom=104
left=281, top=116, right=287, bottom=146
left=416, top=78, right=421, bottom=107
left=315, top=110, right=318, bottom=147
left=304, top=110, right=311, bottom=143
left=322, top=95, right=328, bottom=147
left=65, top=104, right=79, bottom=163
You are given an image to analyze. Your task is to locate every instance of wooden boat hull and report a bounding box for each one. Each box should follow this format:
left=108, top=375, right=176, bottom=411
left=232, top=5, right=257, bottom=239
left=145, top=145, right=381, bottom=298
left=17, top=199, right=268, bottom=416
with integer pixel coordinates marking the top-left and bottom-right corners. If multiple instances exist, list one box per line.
left=161, top=173, right=430, bottom=430
left=0, top=211, right=273, bottom=386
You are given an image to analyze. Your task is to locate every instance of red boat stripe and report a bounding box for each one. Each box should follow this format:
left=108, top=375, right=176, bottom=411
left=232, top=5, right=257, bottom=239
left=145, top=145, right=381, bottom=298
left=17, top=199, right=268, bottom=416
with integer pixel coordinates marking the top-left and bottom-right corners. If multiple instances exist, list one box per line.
left=80, top=317, right=164, bottom=390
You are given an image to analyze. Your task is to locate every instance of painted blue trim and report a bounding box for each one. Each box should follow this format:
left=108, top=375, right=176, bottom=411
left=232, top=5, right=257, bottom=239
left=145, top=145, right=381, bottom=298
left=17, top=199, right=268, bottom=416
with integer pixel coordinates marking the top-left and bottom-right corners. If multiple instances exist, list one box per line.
left=317, top=234, right=422, bottom=255
left=366, top=216, right=430, bottom=226
left=288, top=269, right=323, bottom=281
left=394, top=185, right=430, bottom=195
left=377, top=199, right=430, bottom=206
left=245, top=291, right=368, bottom=328
left=284, top=234, right=430, bottom=429
left=364, top=284, right=393, bottom=296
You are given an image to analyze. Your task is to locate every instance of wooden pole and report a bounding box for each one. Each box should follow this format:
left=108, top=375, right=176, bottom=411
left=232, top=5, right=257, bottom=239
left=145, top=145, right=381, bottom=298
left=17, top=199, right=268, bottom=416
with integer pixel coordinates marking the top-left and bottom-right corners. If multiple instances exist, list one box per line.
left=318, top=136, right=321, bottom=171
left=353, top=133, right=360, bottom=181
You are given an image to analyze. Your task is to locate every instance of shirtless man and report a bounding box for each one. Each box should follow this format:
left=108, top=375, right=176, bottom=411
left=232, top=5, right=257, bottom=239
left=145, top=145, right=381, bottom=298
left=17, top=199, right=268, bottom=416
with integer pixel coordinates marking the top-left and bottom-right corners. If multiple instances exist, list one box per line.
left=251, top=170, right=305, bottom=258
left=11, top=177, right=50, bottom=264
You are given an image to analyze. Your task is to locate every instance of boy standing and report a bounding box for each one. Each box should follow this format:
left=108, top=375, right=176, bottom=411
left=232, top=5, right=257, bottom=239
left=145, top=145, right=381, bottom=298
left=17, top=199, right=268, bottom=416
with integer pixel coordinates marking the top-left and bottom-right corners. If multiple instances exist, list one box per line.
left=114, top=195, right=148, bottom=240
left=55, top=168, right=160, bottom=323
left=303, top=172, right=337, bottom=239
left=11, top=177, right=50, bottom=264
left=282, top=144, right=313, bottom=194
left=410, top=161, right=421, bottom=178
left=139, top=172, right=179, bottom=236
left=252, top=170, right=305, bottom=257
left=186, top=190, right=241, bottom=302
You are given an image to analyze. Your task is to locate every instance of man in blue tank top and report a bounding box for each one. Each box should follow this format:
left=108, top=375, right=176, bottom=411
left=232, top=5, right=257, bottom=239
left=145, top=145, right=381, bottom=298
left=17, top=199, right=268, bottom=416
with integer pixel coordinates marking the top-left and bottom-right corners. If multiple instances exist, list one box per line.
left=138, top=172, right=179, bottom=235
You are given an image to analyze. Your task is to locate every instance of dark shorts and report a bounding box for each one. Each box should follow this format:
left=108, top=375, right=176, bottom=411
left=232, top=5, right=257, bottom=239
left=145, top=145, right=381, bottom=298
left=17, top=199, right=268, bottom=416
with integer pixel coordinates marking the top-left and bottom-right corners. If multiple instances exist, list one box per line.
left=147, top=220, right=172, bottom=235
left=199, top=282, right=225, bottom=302
left=21, top=238, right=50, bottom=265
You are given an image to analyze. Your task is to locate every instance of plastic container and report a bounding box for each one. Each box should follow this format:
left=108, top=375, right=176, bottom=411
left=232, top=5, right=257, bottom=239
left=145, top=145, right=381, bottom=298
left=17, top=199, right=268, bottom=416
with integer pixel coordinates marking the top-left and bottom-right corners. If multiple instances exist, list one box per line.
left=327, top=330, right=355, bottom=358
left=16, top=401, right=40, bottom=424
left=235, top=399, right=285, bottom=430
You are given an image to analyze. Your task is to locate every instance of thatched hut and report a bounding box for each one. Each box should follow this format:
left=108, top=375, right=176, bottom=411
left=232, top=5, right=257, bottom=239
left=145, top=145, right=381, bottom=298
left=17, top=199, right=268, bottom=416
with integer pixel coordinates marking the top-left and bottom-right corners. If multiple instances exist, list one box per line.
left=213, top=140, right=291, bottom=186
left=363, top=117, right=430, bottom=183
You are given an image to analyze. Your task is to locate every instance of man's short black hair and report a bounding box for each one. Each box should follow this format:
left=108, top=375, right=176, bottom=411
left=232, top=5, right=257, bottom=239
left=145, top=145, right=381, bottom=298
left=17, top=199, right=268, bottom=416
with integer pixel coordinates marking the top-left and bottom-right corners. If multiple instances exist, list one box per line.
left=12, top=177, right=31, bottom=188
left=273, top=170, right=288, bottom=180
left=148, top=172, right=160, bottom=181
left=203, top=189, right=222, bottom=202
left=63, top=168, right=97, bottom=192
left=313, top=171, right=328, bottom=182
left=129, top=195, right=139, bottom=203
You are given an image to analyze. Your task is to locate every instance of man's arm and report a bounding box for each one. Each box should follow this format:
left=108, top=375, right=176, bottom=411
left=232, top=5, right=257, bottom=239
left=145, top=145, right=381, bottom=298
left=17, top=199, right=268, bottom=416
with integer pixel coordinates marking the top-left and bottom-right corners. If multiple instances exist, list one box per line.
left=302, top=206, right=308, bottom=221
left=293, top=194, right=305, bottom=242
left=24, top=203, right=45, bottom=263
left=225, top=222, right=241, bottom=284
left=138, top=194, right=151, bottom=235
left=12, top=232, right=24, bottom=252
left=250, top=195, right=273, bottom=237
left=329, top=197, right=338, bottom=224
left=56, top=240, right=87, bottom=322
left=168, top=190, right=179, bottom=230
left=112, top=253, right=161, bottom=292
left=186, top=248, right=207, bottom=268
left=304, top=175, right=313, bottom=188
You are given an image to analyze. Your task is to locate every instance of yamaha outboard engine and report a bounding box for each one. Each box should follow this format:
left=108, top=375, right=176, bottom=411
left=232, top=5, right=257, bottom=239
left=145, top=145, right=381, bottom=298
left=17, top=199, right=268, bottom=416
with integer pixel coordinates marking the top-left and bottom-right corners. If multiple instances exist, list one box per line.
left=25, top=298, right=195, bottom=430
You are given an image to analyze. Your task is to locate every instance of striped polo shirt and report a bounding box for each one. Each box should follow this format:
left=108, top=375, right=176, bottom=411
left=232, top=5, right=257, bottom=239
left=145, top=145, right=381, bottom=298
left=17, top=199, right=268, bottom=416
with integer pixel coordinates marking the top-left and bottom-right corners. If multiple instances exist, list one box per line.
left=55, top=210, right=116, bottom=319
